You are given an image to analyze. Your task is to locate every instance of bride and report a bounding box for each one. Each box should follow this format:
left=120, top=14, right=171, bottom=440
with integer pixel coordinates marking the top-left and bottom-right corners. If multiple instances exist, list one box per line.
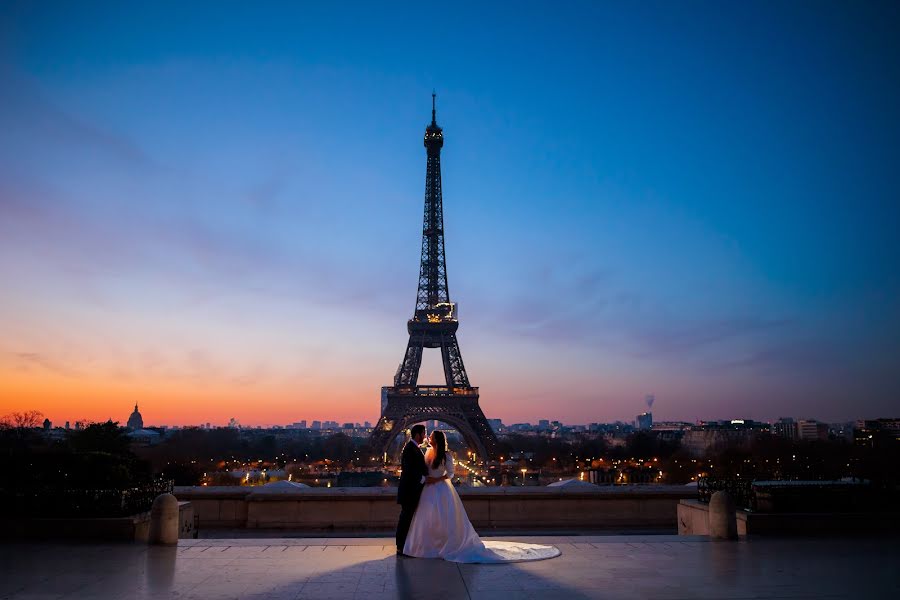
left=402, top=430, right=560, bottom=563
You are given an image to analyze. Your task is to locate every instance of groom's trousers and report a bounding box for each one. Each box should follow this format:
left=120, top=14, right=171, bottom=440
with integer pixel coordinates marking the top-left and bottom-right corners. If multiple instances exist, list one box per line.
left=396, top=500, right=417, bottom=552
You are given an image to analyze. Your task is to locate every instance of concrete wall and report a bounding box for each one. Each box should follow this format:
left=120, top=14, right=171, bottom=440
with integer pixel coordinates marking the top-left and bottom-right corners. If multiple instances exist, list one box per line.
left=0, top=514, right=151, bottom=541
left=677, top=499, right=747, bottom=536
left=0, top=501, right=195, bottom=542
left=676, top=499, right=900, bottom=536
left=177, top=501, right=196, bottom=539
left=174, top=485, right=695, bottom=532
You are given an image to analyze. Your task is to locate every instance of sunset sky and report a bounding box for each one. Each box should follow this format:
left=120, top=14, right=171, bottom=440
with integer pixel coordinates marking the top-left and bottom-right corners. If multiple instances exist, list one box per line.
left=1, top=2, right=899, bottom=427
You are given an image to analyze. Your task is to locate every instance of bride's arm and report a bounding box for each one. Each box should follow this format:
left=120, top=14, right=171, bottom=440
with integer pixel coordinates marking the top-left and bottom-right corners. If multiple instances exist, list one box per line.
left=445, top=454, right=455, bottom=478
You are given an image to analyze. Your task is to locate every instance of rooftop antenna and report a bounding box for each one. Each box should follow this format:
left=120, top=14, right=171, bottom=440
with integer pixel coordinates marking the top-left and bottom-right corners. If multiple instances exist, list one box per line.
left=431, top=90, right=437, bottom=125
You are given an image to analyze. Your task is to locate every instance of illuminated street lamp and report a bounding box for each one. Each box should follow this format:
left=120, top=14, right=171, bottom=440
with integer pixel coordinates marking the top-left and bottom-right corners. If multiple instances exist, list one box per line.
left=520, top=468, right=527, bottom=486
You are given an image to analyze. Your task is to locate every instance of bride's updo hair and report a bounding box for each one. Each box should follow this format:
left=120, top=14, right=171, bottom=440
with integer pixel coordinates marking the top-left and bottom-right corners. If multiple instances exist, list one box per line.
left=430, top=430, right=447, bottom=469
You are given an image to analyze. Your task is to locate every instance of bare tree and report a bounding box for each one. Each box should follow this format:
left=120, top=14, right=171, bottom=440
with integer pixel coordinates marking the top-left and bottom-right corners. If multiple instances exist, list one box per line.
left=1, top=410, right=44, bottom=429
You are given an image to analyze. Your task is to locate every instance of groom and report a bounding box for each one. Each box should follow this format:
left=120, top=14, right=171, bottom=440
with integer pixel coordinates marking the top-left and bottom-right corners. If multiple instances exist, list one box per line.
left=396, top=424, right=428, bottom=556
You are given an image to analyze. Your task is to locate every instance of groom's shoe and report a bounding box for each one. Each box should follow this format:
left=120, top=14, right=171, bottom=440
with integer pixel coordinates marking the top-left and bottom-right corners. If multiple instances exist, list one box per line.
left=396, top=550, right=409, bottom=557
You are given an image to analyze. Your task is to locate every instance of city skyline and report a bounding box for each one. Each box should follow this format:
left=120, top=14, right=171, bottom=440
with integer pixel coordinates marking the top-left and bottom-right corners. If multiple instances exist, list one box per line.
left=26, top=401, right=883, bottom=431
left=2, top=3, right=900, bottom=427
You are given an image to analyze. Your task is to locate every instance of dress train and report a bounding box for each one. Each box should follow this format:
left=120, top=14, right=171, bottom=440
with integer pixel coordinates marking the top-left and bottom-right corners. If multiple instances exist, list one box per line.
left=402, top=449, right=560, bottom=563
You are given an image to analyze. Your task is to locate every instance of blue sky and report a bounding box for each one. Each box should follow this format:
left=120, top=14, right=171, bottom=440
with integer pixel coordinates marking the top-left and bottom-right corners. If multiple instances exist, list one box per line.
left=1, top=1, right=898, bottom=425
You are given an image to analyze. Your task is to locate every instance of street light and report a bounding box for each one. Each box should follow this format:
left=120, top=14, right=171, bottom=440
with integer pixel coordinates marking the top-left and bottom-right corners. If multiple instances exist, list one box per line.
left=520, top=468, right=527, bottom=486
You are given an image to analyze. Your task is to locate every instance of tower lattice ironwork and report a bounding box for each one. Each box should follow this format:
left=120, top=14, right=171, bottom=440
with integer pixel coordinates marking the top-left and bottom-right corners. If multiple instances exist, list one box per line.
left=370, top=94, right=499, bottom=460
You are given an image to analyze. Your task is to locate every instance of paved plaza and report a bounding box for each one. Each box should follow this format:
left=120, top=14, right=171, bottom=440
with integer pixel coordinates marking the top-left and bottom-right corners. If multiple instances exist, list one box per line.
left=1, top=535, right=896, bottom=599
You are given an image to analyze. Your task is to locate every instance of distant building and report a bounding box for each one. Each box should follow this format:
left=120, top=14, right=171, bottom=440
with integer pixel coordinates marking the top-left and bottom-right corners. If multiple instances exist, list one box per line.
left=538, top=419, right=550, bottom=430
left=508, top=423, right=534, bottom=432
left=797, top=419, right=828, bottom=441
left=487, top=418, right=503, bottom=433
left=364, top=421, right=372, bottom=429
left=126, top=404, right=143, bottom=430
left=681, top=420, right=768, bottom=457
left=586, top=468, right=617, bottom=484
left=42, top=418, right=51, bottom=430
left=651, top=421, right=690, bottom=442
left=311, top=421, right=322, bottom=430
left=636, top=412, right=653, bottom=430
left=652, top=421, right=691, bottom=432
left=773, top=417, right=797, bottom=441
left=829, top=422, right=854, bottom=442
left=64, top=421, right=70, bottom=430
left=856, top=418, right=900, bottom=436
left=127, top=428, right=160, bottom=446
left=854, top=419, right=900, bottom=447
left=588, top=422, right=635, bottom=435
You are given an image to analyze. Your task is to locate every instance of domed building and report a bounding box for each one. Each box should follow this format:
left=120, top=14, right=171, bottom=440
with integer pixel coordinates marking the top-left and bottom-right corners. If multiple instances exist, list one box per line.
left=126, top=403, right=143, bottom=430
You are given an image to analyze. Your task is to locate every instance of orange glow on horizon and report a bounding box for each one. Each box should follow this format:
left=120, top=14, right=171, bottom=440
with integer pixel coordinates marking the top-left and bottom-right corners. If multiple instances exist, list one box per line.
left=0, top=367, right=386, bottom=427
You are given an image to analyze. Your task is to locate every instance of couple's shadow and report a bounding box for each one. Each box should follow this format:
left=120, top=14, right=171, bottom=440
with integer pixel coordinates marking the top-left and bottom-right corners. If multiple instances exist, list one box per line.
left=392, top=552, right=591, bottom=600
left=394, top=554, right=469, bottom=597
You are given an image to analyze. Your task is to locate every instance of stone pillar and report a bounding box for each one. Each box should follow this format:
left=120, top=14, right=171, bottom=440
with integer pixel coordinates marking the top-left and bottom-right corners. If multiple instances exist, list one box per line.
left=708, top=491, right=738, bottom=540
left=148, top=493, right=179, bottom=545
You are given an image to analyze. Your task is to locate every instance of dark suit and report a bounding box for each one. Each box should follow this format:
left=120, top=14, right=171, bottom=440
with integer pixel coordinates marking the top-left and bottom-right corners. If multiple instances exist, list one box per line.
left=396, top=439, right=427, bottom=552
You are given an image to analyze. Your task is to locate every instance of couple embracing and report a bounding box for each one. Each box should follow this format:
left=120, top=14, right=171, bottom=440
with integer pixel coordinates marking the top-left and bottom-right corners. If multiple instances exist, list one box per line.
left=395, top=424, right=560, bottom=563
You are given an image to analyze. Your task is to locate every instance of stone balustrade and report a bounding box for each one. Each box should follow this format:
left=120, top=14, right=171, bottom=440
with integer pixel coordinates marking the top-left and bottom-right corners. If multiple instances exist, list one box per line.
left=173, top=485, right=694, bottom=532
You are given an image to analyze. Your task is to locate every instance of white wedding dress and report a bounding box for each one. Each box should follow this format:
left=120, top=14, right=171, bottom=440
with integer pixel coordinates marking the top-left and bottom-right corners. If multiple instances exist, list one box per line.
left=402, top=448, right=560, bottom=563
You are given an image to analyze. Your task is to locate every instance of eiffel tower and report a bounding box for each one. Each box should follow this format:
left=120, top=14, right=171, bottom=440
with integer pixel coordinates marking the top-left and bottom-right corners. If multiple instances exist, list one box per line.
left=370, top=94, right=499, bottom=461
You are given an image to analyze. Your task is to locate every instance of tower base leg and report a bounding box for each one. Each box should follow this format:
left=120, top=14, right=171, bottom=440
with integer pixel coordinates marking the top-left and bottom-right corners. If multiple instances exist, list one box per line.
left=370, top=387, right=498, bottom=461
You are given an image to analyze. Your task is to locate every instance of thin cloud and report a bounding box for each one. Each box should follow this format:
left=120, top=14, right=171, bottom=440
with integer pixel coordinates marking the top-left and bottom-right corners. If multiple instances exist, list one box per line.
left=0, top=65, right=155, bottom=168
left=468, top=260, right=792, bottom=374
left=11, top=352, right=80, bottom=378
left=627, top=315, right=787, bottom=359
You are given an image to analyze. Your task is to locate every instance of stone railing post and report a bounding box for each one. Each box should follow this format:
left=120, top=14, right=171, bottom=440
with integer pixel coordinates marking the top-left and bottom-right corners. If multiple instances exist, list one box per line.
left=148, top=493, right=179, bottom=545
left=708, top=490, right=738, bottom=540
